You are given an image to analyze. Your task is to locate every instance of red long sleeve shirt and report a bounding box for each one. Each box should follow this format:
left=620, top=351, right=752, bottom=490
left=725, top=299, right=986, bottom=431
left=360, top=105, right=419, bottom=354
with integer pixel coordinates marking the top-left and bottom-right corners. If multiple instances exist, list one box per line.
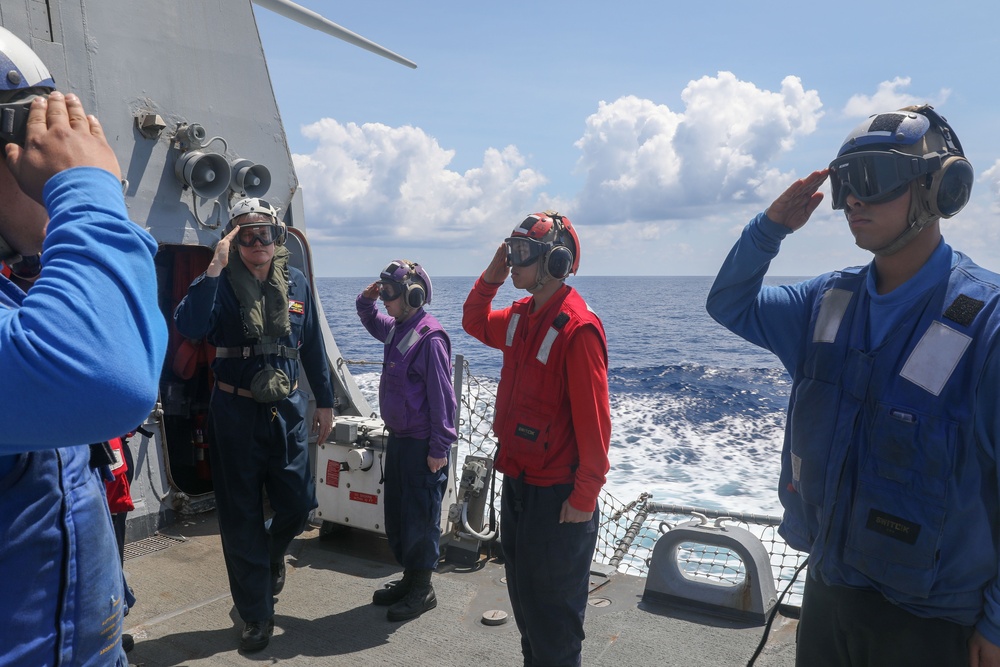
left=463, top=275, right=611, bottom=512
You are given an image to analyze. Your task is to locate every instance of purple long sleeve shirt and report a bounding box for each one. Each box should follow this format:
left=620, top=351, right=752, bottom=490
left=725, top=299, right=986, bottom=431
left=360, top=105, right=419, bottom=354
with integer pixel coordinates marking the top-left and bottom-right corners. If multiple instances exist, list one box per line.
left=356, top=295, right=457, bottom=458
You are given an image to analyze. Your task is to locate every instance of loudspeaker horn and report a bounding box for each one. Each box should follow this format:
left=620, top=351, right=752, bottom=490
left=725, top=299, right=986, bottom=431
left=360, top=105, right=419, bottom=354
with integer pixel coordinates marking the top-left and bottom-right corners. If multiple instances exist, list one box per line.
left=174, top=150, right=232, bottom=199
left=229, top=159, right=271, bottom=197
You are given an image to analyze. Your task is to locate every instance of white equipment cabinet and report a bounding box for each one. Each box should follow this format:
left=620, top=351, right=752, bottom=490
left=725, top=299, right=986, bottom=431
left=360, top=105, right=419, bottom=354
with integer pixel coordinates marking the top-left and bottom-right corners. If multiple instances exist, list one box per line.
left=315, top=415, right=455, bottom=536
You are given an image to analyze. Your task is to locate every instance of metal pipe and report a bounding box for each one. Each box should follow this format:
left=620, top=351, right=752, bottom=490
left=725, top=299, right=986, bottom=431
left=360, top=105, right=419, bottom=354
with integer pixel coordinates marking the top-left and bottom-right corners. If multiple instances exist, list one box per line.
left=251, top=0, right=417, bottom=69
left=646, top=502, right=782, bottom=527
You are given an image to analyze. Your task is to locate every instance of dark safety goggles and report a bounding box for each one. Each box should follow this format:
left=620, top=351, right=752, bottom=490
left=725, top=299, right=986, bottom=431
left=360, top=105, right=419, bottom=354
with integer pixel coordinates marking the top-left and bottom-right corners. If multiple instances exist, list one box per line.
left=378, top=280, right=404, bottom=301
left=504, top=236, right=549, bottom=267
left=235, top=224, right=277, bottom=247
left=0, top=96, right=40, bottom=147
left=828, top=150, right=941, bottom=210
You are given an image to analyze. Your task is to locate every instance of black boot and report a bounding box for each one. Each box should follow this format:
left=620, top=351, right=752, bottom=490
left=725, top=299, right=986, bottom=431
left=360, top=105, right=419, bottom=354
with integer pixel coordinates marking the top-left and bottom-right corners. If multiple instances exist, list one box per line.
left=240, top=618, right=274, bottom=652
left=270, top=559, right=286, bottom=595
left=386, top=569, right=436, bottom=621
left=372, top=569, right=413, bottom=606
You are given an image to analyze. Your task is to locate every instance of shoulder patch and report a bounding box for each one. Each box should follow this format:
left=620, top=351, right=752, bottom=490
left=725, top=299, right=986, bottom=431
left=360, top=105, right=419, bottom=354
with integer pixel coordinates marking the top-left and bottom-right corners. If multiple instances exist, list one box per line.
left=943, top=294, right=984, bottom=327
left=288, top=300, right=304, bottom=315
left=553, top=312, right=570, bottom=330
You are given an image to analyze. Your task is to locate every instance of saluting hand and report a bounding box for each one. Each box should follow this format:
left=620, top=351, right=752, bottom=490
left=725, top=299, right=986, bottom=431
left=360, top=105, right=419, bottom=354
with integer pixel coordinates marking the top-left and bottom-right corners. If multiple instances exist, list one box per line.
left=483, top=243, right=510, bottom=285
left=362, top=282, right=380, bottom=300
left=765, top=169, right=829, bottom=232
left=5, top=92, right=122, bottom=205
left=205, top=225, right=240, bottom=278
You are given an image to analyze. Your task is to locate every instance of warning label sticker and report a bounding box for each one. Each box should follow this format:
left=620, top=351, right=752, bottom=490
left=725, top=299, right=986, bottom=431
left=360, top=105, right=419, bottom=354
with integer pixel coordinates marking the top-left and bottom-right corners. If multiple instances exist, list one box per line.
left=325, top=460, right=340, bottom=487
left=349, top=491, right=378, bottom=505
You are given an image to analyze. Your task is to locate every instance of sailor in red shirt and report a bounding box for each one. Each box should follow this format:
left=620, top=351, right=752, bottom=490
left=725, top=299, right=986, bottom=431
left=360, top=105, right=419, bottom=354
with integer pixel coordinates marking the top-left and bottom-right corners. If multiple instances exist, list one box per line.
left=463, top=211, right=611, bottom=667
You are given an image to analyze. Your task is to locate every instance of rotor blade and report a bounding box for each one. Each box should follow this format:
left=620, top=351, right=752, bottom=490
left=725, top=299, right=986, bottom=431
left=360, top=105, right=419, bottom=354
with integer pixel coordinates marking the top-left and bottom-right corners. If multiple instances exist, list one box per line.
left=251, top=0, right=417, bottom=69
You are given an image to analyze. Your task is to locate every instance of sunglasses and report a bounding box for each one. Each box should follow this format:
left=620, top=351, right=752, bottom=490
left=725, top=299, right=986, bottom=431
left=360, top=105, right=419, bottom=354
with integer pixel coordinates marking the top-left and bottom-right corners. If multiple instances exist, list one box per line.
left=235, top=225, right=277, bottom=247
left=828, top=150, right=942, bottom=210
left=504, top=236, right=548, bottom=267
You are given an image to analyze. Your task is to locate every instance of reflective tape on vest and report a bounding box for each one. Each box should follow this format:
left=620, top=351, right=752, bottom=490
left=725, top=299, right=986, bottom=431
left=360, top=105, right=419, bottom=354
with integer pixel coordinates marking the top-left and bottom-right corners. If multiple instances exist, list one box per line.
left=536, top=326, right=560, bottom=365
left=506, top=313, right=521, bottom=347
left=899, top=320, right=971, bottom=396
left=395, top=327, right=422, bottom=356
left=813, top=288, right=853, bottom=343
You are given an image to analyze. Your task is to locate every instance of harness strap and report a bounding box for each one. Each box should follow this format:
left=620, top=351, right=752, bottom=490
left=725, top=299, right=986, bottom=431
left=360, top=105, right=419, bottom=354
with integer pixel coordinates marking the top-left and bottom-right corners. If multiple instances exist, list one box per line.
left=214, top=343, right=300, bottom=360
left=216, top=380, right=298, bottom=399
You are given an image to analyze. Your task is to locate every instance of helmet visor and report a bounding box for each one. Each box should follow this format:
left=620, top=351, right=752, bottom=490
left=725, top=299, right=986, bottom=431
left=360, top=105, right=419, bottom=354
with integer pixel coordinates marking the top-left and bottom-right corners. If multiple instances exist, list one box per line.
left=828, top=150, right=938, bottom=210
left=505, top=237, right=548, bottom=267
left=235, top=224, right=277, bottom=247
left=378, top=280, right=404, bottom=301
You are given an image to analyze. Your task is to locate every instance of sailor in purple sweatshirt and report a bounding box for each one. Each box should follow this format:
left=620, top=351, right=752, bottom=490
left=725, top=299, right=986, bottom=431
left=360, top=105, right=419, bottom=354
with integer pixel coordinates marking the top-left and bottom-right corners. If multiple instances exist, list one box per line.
left=356, top=259, right=457, bottom=622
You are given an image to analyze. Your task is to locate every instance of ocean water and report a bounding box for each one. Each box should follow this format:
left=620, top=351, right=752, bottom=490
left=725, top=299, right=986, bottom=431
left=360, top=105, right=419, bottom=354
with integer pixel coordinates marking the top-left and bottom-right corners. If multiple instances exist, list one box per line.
left=317, top=275, right=797, bottom=516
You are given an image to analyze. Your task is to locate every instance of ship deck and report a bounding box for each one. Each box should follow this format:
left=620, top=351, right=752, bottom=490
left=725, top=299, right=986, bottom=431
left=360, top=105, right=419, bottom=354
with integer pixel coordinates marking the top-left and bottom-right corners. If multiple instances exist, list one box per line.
left=123, top=511, right=797, bottom=666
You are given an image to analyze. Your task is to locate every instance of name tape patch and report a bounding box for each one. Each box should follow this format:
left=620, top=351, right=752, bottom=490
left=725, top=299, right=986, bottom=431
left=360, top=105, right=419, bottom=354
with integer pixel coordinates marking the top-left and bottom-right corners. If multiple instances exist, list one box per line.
left=514, top=424, right=540, bottom=442
left=866, top=509, right=920, bottom=545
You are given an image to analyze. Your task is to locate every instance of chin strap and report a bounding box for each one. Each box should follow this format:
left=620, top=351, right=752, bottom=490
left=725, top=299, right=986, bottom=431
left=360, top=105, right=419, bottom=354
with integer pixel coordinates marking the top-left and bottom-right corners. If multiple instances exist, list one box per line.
left=525, top=261, right=552, bottom=294
left=870, top=181, right=939, bottom=257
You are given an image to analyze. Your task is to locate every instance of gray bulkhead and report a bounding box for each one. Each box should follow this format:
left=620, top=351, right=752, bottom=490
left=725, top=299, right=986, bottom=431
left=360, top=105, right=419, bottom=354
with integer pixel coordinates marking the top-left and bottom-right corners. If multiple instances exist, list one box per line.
left=0, top=0, right=406, bottom=540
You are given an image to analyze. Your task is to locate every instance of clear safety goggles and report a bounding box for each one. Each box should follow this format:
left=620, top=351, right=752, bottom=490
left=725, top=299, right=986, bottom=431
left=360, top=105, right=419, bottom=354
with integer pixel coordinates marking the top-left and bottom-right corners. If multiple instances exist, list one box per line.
left=504, top=236, right=548, bottom=267
left=235, top=224, right=277, bottom=247
left=378, top=280, right=404, bottom=302
left=828, top=150, right=940, bottom=210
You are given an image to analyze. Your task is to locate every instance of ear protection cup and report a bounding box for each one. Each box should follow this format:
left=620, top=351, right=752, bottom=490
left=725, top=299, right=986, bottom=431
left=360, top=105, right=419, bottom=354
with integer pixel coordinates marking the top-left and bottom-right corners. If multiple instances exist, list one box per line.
left=405, top=282, right=426, bottom=309
left=545, top=245, right=574, bottom=280
left=926, top=155, right=974, bottom=218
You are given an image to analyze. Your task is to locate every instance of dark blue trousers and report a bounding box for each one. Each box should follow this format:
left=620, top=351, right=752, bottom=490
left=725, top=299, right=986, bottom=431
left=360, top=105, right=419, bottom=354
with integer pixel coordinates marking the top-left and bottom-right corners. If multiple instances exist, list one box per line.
left=209, top=388, right=316, bottom=621
left=383, top=433, right=447, bottom=570
left=796, top=574, right=974, bottom=667
left=501, top=477, right=598, bottom=667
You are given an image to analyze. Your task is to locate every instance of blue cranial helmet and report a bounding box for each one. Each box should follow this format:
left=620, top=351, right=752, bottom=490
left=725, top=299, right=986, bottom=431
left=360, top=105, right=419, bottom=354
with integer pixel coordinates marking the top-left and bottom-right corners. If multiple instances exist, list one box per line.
left=0, top=27, right=55, bottom=96
left=829, top=105, right=972, bottom=220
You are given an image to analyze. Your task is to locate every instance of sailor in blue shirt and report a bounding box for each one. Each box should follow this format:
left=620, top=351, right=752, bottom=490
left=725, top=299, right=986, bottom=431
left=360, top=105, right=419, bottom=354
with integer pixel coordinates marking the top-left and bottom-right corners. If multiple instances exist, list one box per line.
left=0, top=27, right=167, bottom=667
left=708, top=106, right=1000, bottom=666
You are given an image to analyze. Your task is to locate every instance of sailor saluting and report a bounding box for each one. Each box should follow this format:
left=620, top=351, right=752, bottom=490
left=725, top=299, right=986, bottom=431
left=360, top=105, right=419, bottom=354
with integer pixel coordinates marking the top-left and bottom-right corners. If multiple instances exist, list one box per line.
left=0, top=26, right=167, bottom=667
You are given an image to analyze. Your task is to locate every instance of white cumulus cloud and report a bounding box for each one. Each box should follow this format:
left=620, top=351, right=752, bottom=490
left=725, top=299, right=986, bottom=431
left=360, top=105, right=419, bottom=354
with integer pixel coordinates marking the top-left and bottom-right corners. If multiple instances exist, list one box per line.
left=292, top=119, right=547, bottom=249
left=573, top=72, right=824, bottom=224
left=841, top=77, right=951, bottom=118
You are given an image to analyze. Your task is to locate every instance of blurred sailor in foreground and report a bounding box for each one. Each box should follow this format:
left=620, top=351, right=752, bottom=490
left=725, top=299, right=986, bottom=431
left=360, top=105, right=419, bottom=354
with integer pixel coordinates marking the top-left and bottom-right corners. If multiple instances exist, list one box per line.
left=0, top=26, right=167, bottom=667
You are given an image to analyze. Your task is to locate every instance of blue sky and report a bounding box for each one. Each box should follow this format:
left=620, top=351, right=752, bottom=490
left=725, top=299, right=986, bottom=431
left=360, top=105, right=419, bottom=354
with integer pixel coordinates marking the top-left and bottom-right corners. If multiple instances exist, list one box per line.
left=253, top=1, right=1000, bottom=278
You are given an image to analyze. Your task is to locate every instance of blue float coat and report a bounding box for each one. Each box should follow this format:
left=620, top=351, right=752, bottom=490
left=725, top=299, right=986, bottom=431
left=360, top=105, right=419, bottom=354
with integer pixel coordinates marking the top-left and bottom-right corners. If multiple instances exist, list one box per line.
left=0, top=168, right=167, bottom=665
left=707, top=212, right=1000, bottom=645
